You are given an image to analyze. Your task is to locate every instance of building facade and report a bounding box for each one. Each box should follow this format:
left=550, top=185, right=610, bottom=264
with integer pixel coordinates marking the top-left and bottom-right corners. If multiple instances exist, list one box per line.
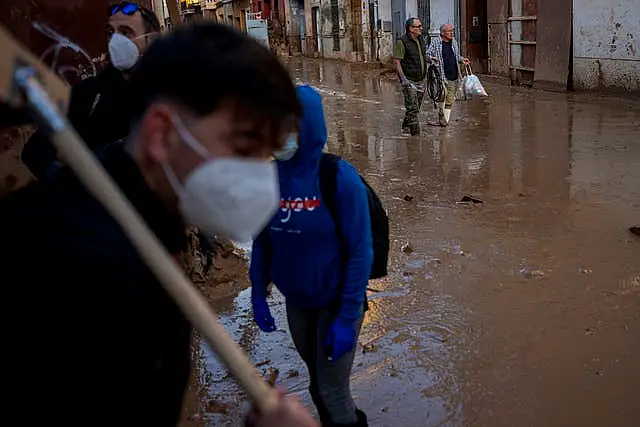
left=279, top=0, right=637, bottom=92
left=572, top=0, right=639, bottom=91
left=280, top=0, right=470, bottom=64
left=487, top=0, right=638, bottom=91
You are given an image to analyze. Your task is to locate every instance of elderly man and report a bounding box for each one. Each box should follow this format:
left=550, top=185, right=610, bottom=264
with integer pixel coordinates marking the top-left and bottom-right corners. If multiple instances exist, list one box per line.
left=393, top=17, right=427, bottom=136
left=427, top=23, right=470, bottom=126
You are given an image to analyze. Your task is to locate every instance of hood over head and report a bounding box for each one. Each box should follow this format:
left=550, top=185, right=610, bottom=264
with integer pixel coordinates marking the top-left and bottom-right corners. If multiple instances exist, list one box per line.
left=278, top=84, right=327, bottom=174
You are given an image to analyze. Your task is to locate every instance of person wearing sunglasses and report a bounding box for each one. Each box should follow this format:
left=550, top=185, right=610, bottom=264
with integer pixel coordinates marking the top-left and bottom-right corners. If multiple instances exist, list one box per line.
left=21, top=2, right=161, bottom=182
left=393, top=18, right=428, bottom=136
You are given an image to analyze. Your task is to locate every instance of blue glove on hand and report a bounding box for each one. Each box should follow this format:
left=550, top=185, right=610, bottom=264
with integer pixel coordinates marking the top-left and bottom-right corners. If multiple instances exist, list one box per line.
left=252, top=297, right=276, bottom=332
left=326, top=318, right=357, bottom=361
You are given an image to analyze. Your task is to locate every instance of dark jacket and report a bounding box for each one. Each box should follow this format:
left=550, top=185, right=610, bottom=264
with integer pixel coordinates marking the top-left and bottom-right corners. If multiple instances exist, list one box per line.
left=1, top=142, right=191, bottom=425
left=397, top=34, right=427, bottom=82
left=21, top=65, right=132, bottom=180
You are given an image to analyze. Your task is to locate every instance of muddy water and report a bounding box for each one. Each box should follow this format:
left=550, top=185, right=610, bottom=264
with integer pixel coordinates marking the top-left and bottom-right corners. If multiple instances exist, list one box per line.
left=188, top=58, right=640, bottom=426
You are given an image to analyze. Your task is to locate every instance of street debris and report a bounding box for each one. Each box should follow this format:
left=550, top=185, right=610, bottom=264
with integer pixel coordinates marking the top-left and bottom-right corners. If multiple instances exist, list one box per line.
left=520, top=268, right=545, bottom=279
left=403, top=194, right=414, bottom=202
left=266, top=367, right=280, bottom=386
left=205, top=399, right=231, bottom=414
left=401, top=243, right=414, bottom=254
left=458, top=195, right=483, bottom=204
left=255, top=359, right=270, bottom=368
left=286, top=369, right=300, bottom=379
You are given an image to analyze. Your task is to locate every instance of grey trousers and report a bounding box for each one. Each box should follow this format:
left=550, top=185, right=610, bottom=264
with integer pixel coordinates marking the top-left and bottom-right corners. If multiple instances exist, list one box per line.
left=286, top=303, right=364, bottom=425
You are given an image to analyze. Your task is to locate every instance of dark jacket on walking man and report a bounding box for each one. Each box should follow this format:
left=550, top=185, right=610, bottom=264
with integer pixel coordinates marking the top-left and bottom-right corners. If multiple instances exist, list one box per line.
left=21, top=1, right=161, bottom=180
left=426, top=23, right=470, bottom=126
left=393, top=17, right=427, bottom=136
left=250, top=85, right=373, bottom=427
left=1, top=23, right=318, bottom=427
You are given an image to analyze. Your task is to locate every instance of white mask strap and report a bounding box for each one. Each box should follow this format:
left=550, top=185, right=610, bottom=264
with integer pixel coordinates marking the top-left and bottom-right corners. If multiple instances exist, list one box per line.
left=171, top=114, right=210, bottom=159
left=162, top=162, right=184, bottom=199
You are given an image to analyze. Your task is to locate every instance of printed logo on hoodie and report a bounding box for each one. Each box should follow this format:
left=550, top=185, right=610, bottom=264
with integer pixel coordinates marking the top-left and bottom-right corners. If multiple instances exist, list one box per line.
left=279, top=196, right=320, bottom=223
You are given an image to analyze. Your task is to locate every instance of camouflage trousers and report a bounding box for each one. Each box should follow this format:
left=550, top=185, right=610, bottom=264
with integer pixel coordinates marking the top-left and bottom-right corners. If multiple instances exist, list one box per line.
left=402, top=81, right=425, bottom=134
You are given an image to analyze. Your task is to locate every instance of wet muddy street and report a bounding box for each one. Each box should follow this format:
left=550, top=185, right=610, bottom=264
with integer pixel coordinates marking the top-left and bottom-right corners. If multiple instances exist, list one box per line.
left=185, top=58, right=640, bottom=427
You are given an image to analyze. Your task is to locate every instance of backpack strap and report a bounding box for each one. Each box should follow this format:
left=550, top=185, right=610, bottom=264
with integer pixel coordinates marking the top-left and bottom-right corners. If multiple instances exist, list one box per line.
left=318, top=152, right=370, bottom=312
left=319, top=152, right=341, bottom=222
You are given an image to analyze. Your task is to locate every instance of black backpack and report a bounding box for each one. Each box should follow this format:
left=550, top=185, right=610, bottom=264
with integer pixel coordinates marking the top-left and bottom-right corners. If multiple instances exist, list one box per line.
left=319, top=153, right=390, bottom=280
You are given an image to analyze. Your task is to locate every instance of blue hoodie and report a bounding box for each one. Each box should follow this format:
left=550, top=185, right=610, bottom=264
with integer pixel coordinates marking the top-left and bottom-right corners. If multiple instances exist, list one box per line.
left=250, top=85, right=373, bottom=323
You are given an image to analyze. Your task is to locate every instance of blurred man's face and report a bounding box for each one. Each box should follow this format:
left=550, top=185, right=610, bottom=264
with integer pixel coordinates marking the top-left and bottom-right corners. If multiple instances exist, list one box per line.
left=133, top=102, right=294, bottom=207
left=409, top=19, right=423, bottom=38
left=108, top=11, right=153, bottom=54
left=441, top=25, right=455, bottom=41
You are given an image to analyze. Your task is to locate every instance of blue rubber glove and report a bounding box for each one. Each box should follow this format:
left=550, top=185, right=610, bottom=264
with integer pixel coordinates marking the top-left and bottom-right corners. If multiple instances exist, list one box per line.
left=252, top=297, right=276, bottom=332
left=325, top=318, right=357, bottom=361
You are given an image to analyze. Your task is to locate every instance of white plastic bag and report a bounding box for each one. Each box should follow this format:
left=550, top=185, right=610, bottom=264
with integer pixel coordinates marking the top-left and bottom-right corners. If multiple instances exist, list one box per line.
left=455, top=80, right=466, bottom=101
left=462, top=65, right=488, bottom=97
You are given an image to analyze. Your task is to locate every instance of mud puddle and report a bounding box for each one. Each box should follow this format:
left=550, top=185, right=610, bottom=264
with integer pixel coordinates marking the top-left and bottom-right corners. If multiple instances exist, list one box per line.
left=184, top=57, right=639, bottom=426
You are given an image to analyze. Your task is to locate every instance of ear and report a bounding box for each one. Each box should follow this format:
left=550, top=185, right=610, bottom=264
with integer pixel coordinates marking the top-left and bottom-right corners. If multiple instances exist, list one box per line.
left=137, top=103, right=176, bottom=166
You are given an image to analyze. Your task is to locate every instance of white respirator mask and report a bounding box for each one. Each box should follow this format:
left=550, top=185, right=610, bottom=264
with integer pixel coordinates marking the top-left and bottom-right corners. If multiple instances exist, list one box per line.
left=108, top=33, right=145, bottom=71
left=163, top=115, right=280, bottom=242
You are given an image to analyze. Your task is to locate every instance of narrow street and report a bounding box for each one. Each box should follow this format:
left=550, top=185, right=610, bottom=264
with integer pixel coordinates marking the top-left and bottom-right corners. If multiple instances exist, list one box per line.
left=186, top=58, right=640, bottom=427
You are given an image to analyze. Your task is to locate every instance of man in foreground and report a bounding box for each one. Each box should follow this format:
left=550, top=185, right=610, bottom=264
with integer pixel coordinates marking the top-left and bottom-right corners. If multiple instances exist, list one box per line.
left=427, top=23, right=470, bottom=126
left=393, top=17, right=427, bottom=136
left=1, top=23, right=316, bottom=426
left=22, top=1, right=161, bottom=180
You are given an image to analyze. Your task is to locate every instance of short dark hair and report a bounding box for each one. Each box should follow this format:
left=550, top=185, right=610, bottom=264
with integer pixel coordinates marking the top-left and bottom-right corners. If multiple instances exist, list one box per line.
left=129, top=23, right=300, bottom=145
left=108, top=2, right=161, bottom=33
left=138, top=6, right=161, bottom=33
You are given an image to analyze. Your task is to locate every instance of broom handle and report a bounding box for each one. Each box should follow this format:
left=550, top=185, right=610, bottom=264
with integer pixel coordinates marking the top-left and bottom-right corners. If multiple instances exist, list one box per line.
left=21, top=72, right=279, bottom=414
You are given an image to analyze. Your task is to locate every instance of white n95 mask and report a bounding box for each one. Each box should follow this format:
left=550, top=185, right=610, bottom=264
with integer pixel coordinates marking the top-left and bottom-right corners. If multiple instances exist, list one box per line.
left=108, top=33, right=141, bottom=71
left=163, top=115, right=280, bottom=242
left=273, top=134, right=299, bottom=161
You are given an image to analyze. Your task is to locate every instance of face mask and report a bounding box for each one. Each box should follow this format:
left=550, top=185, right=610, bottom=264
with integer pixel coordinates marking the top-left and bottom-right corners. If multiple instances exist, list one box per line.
left=163, top=115, right=280, bottom=242
left=108, top=33, right=141, bottom=71
left=273, top=134, right=298, bottom=161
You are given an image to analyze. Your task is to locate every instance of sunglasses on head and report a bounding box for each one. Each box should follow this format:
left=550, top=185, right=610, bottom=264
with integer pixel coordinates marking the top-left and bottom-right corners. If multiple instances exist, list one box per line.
left=109, top=2, right=159, bottom=31
left=109, top=2, right=141, bottom=16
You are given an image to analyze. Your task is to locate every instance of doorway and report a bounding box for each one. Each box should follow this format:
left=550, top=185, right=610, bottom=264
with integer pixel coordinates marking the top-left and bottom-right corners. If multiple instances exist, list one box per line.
left=417, top=0, right=430, bottom=44
left=465, top=0, right=488, bottom=73
left=312, top=6, right=321, bottom=55
left=368, top=0, right=376, bottom=60
left=391, top=0, right=405, bottom=44
left=350, top=0, right=364, bottom=58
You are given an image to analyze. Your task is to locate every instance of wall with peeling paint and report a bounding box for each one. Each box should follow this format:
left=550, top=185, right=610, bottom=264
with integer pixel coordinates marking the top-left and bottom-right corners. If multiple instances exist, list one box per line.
left=573, top=0, right=639, bottom=91
left=377, top=0, right=394, bottom=61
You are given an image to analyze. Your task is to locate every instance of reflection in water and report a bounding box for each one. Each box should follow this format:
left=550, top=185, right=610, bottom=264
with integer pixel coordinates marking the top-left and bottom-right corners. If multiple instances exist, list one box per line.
left=197, top=58, right=640, bottom=427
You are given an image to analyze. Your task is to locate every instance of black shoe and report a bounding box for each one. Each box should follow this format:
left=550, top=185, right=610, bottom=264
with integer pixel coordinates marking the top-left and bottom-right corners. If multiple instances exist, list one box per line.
left=355, top=409, right=368, bottom=427
left=326, top=409, right=368, bottom=427
left=410, top=124, right=420, bottom=136
left=630, top=226, right=640, bottom=236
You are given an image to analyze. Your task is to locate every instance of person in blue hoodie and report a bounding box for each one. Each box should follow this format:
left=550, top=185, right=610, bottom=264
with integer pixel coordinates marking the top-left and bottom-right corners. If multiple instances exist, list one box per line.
left=250, top=85, right=372, bottom=427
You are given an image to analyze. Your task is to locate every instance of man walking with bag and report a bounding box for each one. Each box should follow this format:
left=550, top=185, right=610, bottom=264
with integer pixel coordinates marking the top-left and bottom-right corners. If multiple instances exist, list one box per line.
left=393, top=18, right=427, bottom=136
left=427, top=23, right=470, bottom=127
